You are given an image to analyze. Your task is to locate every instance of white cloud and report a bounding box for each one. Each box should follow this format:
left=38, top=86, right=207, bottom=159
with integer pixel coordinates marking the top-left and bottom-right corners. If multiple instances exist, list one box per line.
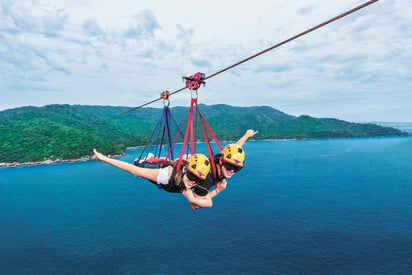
left=0, top=0, right=411, bottom=122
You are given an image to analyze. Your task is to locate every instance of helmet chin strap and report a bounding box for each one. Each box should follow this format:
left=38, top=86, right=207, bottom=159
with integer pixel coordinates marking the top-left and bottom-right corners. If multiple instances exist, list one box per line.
left=217, top=159, right=227, bottom=180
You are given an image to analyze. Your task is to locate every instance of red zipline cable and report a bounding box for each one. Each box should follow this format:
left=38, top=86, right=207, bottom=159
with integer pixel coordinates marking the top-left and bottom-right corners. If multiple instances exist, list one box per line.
left=89, top=0, right=378, bottom=127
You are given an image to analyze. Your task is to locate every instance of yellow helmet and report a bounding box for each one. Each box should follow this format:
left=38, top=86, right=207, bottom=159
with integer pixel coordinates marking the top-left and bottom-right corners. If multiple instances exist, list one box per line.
left=221, top=144, right=245, bottom=167
left=186, top=154, right=210, bottom=181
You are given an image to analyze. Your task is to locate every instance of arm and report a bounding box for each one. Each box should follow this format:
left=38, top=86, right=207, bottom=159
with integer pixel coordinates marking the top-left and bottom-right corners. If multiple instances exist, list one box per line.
left=190, top=179, right=227, bottom=210
left=209, top=179, right=227, bottom=199
left=236, top=129, right=258, bottom=147
left=93, top=149, right=159, bottom=181
left=182, top=189, right=213, bottom=208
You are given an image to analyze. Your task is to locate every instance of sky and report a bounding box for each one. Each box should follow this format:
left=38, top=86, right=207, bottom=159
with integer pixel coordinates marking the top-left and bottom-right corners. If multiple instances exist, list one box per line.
left=0, top=0, right=411, bottom=122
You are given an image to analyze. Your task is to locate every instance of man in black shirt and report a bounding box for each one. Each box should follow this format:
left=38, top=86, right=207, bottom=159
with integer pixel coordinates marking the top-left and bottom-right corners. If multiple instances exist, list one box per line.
left=190, top=129, right=258, bottom=210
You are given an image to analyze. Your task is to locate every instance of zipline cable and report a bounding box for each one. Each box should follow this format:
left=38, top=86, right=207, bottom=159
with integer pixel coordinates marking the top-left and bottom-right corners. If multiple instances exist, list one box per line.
left=88, top=87, right=186, bottom=127
left=89, top=0, right=378, bottom=128
left=204, top=0, right=379, bottom=81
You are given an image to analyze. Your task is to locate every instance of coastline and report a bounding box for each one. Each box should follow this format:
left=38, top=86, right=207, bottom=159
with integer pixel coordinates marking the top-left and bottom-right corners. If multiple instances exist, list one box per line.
left=0, top=157, right=92, bottom=168
left=2, top=135, right=410, bottom=168
left=0, top=142, right=210, bottom=168
left=0, top=154, right=125, bottom=168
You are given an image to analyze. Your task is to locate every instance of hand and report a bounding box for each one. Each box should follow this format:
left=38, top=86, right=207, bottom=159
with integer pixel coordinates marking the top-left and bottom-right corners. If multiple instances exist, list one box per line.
left=246, top=129, right=258, bottom=138
left=216, top=179, right=227, bottom=192
left=191, top=203, right=201, bottom=210
left=92, top=148, right=105, bottom=162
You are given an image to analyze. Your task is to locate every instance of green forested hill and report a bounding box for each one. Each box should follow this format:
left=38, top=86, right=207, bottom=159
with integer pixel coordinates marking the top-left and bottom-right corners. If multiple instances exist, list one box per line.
left=0, top=104, right=408, bottom=164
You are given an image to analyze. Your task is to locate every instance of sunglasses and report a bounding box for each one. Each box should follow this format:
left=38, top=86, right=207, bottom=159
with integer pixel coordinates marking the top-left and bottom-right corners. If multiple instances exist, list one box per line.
left=185, top=170, right=206, bottom=184
left=223, top=161, right=242, bottom=172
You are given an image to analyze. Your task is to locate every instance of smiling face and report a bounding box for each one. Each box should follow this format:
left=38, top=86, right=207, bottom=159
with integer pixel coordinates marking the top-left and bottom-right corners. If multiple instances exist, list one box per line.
left=183, top=173, right=199, bottom=189
left=220, top=144, right=245, bottom=178
left=182, top=164, right=208, bottom=189
left=220, top=158, right=243, bottom=179
left=221, top=165, right=235, bottom=179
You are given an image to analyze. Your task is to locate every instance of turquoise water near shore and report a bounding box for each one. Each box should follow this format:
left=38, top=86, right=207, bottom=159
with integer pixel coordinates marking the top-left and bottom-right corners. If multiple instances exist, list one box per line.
left=1, top=137, right=412, bottom=274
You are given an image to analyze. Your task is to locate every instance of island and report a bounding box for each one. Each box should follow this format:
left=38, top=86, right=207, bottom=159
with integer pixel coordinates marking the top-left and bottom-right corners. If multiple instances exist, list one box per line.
left=0, top=104, right=408, bottom=166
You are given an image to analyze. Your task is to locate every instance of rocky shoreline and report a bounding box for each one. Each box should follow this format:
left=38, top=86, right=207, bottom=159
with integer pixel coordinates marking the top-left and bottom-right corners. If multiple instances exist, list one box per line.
left=0, top=152, right=127, bottom=168
left=0, top=157, right=92, bottom=168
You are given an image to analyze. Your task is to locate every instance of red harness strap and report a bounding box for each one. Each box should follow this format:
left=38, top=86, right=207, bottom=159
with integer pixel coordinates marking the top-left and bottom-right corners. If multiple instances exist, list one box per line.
left=174, top=98, right=197, bottom=173
left=193, top=100, right=223, bottom=175
left=166, top=72, right=222, bottom=176
left=195, top=102, right=223, bottom=150
left=172, top=97, right=223, bottom=176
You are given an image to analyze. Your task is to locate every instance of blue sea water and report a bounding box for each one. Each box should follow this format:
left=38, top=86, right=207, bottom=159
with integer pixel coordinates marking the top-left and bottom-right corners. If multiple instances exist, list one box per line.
left=1, top=137, right=412, bottom=274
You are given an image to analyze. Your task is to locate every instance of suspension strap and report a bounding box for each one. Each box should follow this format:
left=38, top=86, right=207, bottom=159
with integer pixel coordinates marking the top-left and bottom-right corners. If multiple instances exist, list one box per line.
left=196, top=106, right=223, bottom=150
left=173, top=94, right=224, bottom=176
left=136, top=107, right=166, bottom=162
left=163, top=110, right=190, bottom=163
left=163, top=107, right=173, bottom=159
left=175, top=98, right=196, bottom=173
left=193, top=100, right=223, bottom=175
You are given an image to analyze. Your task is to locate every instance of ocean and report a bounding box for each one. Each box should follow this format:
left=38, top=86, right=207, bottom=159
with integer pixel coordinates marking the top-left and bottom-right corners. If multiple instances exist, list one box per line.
left=1, top=137, right=412, bottom=274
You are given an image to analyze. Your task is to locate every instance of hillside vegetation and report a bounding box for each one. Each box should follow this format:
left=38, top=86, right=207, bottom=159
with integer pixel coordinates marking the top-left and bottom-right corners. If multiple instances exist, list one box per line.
left=0, top=104, right=408, bottom=164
